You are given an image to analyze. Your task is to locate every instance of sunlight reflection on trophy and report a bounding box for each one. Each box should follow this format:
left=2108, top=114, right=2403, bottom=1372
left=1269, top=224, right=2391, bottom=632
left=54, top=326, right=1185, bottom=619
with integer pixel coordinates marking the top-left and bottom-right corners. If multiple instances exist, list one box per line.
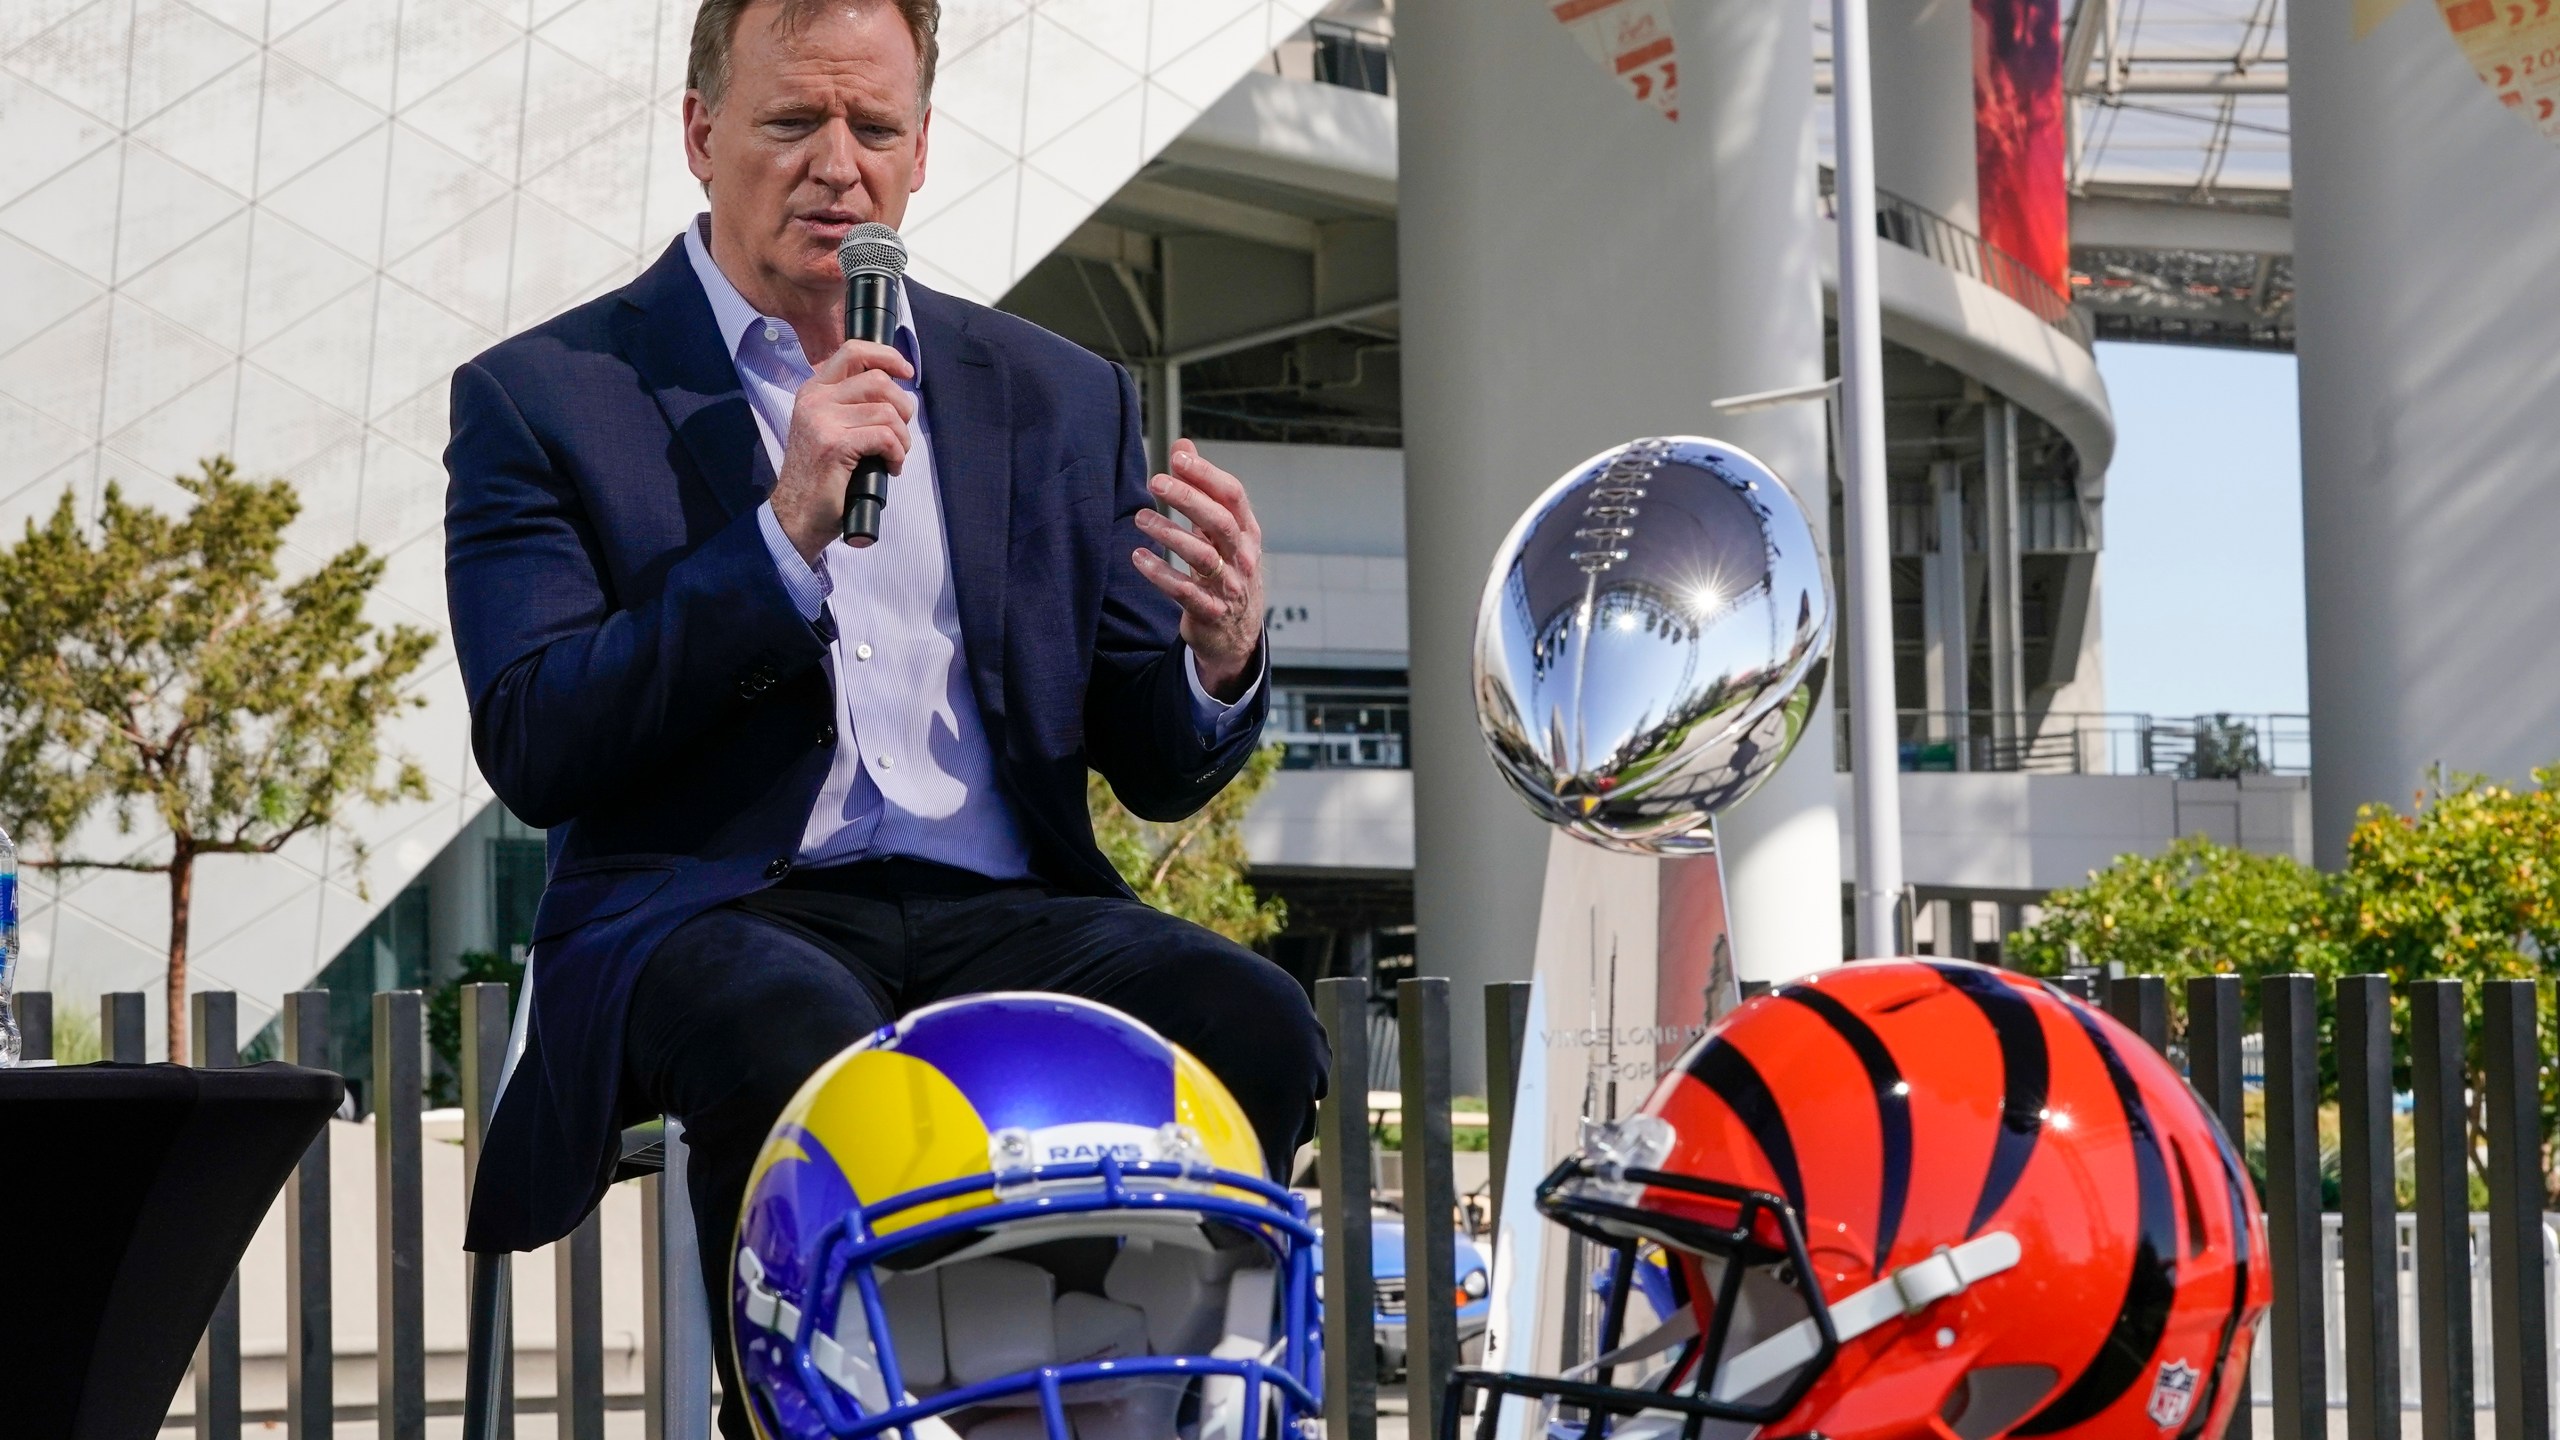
left=1471, top=435, right=1834, bottom=856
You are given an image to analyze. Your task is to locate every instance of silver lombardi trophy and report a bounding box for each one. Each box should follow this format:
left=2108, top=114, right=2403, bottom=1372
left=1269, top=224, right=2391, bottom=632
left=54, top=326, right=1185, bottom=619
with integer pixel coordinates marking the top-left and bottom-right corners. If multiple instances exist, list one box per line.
left=1468, top=437, right=1835, bottom=1386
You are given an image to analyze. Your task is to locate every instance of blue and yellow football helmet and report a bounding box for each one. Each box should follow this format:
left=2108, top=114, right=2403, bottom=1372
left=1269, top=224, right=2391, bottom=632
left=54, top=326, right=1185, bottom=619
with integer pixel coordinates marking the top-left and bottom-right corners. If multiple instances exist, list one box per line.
left=732, top=994, right=1319, bottom=1440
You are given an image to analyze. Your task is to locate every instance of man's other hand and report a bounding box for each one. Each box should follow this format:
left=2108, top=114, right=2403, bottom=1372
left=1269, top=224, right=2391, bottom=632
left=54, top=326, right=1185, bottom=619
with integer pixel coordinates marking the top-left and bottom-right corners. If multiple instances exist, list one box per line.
left=1133, top=439, right=1265, bottom=702
left=773, top=338, right=916, bottom=561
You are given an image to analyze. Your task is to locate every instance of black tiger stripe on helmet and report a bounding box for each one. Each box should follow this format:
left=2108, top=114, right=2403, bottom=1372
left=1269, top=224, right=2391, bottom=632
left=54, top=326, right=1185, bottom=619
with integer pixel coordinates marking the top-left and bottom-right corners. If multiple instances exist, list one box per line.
left=1683, top=1036, right=1807, bottom=1218
left=1924, top=962, right=2051, bottom=1238
left=2176, top=1078, right=2259, bottom=1440
left=1778, top=982, right=1913, bottom=1276
left=2013, top=1002, right=2183, bottom=1435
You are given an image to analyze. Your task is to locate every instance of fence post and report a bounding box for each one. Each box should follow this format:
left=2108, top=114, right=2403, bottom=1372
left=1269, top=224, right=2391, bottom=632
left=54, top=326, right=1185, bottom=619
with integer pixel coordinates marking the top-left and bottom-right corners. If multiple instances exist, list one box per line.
left=2184, top=975, right=2251, bottom=1440
left=2052, top=974, right=2094, bottom=1003
left=558, top=1208, right=607, bottom=1440
left=2335, top=976, right=2400, bottom=1440
left=375, top=990, right=427, bottom=1440
left=20, top=990, right=50, bottom=1060
left=280, top=991, right=332, bottom=1440
left=2409, top=978, right=2477, bottom=1440
left=2482, top=979, right=2549, bottom=1440
left=1315, top=977, right=1378, bottom=1440
left=460, top=982, right=515, bottom=1440
left=2104, top=974, right=2168, bottom=1055
left=191, top=991, right=242, bottom=1440
left=104, top=990, right=144, bottom=1062
left=644, top=1118, right=714, bottom=1440
left=1399, top=977, right=1459, bottom=1440
left=2261, top=974, right=2324, bottom=1440
left=1483, top=980, right=1533, bottom=1227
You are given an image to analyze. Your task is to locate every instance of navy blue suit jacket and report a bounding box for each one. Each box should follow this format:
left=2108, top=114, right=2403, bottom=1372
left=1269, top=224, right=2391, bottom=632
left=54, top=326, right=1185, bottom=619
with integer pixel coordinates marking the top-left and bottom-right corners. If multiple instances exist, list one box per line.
left=444, top=238, right=1267, bottom=1252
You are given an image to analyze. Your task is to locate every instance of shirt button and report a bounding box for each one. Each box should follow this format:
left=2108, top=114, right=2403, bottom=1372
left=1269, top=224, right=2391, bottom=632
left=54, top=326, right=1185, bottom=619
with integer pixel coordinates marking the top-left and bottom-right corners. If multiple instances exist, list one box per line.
left=765, top=858, right=793, bottom=880
left=877, top=755, right=895, bottom=770
left=762, top=324, right=779, bottom=342
left=855, top=643, right=873, bottom=661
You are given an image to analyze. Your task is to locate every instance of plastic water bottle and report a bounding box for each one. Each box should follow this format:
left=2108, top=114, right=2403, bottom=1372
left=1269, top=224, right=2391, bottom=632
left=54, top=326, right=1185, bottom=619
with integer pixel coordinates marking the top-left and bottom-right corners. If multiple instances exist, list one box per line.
left=0, top=823, right=17, bottom=1067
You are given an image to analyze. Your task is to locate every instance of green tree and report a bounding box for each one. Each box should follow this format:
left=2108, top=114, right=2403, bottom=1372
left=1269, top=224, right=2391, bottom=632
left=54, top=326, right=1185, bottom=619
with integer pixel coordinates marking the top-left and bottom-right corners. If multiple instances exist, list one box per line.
left=2010, top=768, right=2560, bottom=1198
left=2186, top=713, right=2268, bottom=780
left=0, top=459, right=434, bottom=1060
left=2336, top=767, right=2560, bottom=1195
left=2336, top=766, right=2560, bottom=982
left=1086, top=743, right=1286, bottom=946
left=2007, top=833, right=2348, bottom=1035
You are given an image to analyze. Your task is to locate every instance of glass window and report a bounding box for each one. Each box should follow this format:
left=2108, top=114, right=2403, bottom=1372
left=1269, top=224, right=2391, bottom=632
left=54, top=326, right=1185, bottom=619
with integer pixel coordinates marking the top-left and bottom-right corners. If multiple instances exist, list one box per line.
left=311, top=881, right=430, bottom=1118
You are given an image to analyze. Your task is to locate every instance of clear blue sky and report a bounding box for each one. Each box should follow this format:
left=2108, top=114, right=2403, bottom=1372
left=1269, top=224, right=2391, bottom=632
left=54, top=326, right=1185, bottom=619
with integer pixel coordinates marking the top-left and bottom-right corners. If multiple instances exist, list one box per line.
left=2094, top=342, right=2309, bottom=719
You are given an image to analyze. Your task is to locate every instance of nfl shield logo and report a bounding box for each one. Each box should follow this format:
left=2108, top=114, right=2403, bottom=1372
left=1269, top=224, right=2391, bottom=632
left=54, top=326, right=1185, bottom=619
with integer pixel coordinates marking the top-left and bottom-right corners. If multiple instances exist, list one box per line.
left=2148, top=1359, right=2200, bottom=1429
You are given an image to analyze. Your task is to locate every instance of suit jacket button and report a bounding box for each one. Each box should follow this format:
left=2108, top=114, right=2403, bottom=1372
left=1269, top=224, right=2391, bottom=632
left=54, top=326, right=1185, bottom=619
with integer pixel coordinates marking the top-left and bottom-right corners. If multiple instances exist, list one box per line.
left=817, top=723, right=837, bottom=747
left=765, top=858, right=793, bottom=880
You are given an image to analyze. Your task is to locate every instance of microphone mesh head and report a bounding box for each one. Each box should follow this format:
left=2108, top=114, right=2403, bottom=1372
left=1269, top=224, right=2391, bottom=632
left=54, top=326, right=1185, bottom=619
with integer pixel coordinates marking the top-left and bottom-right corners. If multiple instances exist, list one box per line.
left=837, top=222, right=908, bottom=280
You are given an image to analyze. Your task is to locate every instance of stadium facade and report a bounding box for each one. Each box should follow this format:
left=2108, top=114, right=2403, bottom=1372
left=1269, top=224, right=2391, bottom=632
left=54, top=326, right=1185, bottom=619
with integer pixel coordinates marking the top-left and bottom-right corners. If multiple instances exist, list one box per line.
left=16, top=0, right=2516, bottom=1084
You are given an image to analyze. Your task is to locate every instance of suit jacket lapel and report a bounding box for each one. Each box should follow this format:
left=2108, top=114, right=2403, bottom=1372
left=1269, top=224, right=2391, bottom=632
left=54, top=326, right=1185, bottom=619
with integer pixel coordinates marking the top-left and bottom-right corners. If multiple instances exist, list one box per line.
left=909, top=280, right=1011, bottom=734
left=617, top=238, right=771, bottom=520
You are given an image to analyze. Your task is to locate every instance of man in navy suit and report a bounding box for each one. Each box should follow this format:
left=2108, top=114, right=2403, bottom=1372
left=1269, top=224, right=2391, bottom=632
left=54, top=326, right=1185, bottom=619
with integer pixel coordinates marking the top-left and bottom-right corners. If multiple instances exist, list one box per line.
left=442, top=0, right=1326, bottom=1420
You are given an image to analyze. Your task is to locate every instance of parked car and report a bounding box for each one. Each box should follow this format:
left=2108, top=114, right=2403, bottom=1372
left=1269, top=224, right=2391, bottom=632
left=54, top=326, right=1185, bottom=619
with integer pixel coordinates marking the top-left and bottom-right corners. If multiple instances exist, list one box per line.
left=1311, top=1211, right=1493, bottom=1378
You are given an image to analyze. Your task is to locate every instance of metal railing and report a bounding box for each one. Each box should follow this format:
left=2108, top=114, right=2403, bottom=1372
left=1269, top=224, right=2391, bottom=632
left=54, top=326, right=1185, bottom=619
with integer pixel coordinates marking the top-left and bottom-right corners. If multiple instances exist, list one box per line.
left=1272, top=687, right=1410, bottom=771
left=14, top=987, right=714, bottom=1438
left=1311, top=19, right=1393, bottom=95
left=1266, top=19, right=1395, bottom=95
left=1818, top=171, right=2092, bottom=348
left=1837, top=709, right=2312, bottom=777
left=2266, top=1211, right=2560, bottom=1413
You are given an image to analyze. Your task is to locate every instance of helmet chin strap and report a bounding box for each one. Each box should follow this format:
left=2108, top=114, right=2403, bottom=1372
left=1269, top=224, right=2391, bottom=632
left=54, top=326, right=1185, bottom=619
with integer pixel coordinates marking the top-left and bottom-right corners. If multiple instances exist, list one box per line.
left=1563, top=1306, right=1701, bottom=1381
left=1708, top=1230, right=2022, bottom=1404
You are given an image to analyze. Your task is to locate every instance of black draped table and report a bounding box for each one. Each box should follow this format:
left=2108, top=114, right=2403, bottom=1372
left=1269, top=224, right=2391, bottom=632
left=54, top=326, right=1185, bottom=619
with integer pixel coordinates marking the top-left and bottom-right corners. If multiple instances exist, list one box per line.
left=0, top=1061, right=343, bottom=1440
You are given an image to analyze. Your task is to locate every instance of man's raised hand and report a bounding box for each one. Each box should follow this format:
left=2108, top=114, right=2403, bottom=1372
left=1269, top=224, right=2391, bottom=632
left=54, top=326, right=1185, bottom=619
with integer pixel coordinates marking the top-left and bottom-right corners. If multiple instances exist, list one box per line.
left=1132, top=439, right=1265, bottom=702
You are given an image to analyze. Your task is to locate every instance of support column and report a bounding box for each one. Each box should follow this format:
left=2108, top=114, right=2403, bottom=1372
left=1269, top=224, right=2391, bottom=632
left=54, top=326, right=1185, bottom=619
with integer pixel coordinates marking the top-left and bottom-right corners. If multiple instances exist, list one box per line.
left=1870, top=0, right=1982, bottom=228
left=2290, top=0, right=2560, bottom=862
left=1922, top=460, right=1970, bottom=761
left=1982, top=400, right=2024, bottom=742
left=1400, top=0, right=1837, bottom=1081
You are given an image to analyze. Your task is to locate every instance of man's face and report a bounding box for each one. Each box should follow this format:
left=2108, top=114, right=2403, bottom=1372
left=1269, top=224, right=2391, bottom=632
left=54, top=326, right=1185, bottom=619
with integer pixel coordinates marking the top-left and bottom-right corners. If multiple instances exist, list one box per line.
left=685, top=0, right=930, bottom=300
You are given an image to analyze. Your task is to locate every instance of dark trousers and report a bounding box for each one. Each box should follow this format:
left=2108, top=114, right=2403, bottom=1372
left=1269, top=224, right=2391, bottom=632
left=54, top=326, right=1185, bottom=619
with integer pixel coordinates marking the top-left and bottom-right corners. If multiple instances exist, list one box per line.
left=619, top=858, right=1329, bottom=1440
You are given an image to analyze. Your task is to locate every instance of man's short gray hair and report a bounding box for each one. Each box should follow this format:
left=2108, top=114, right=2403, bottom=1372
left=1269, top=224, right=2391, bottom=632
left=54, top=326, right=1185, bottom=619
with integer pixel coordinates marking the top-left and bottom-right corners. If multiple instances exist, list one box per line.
left=688, top=0, right=940, bottom=111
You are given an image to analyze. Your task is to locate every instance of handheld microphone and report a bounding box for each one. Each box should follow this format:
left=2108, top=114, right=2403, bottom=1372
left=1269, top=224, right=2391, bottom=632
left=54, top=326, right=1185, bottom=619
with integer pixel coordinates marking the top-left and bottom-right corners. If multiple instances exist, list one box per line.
left=836, top=221, right=910, bottom=548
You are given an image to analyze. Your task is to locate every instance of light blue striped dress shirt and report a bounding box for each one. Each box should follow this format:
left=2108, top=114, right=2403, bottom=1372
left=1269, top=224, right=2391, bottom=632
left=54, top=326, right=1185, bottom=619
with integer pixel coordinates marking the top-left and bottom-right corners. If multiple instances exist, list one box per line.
left=682, top=217, right=1259, bottom=878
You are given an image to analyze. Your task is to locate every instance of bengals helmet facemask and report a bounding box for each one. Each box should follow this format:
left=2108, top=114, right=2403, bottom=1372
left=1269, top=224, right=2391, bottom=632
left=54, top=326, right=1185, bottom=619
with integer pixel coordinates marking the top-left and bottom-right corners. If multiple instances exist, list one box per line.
left=1450, top=960, right=2271, bottom=1440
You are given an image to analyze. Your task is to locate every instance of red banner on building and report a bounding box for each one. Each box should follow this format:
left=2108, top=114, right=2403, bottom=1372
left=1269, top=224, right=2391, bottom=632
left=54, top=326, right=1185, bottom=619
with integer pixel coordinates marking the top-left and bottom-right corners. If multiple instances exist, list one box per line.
left=1974, top=0, right=2069, bottom=292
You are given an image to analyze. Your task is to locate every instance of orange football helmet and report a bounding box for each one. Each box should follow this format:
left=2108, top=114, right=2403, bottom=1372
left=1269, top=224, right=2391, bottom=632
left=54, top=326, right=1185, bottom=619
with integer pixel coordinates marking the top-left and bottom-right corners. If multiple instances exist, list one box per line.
left=1452, top=959, right=2270, bottom=1440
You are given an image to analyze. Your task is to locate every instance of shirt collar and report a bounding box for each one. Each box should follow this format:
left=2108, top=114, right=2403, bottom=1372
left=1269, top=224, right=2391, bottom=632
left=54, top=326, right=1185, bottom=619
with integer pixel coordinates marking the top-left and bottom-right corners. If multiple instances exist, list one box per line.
left=683, top=213, right=921, bottom=380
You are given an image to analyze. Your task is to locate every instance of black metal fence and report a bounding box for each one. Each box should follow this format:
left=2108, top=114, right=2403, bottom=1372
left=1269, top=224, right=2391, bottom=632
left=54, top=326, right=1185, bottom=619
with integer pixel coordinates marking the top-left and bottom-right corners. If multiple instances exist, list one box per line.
left=14, top=986, right=713, bottom=1439
left=2082, top=973, right=2555, bottom=1435
left=20, top=969, right=2557, bottom=1437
